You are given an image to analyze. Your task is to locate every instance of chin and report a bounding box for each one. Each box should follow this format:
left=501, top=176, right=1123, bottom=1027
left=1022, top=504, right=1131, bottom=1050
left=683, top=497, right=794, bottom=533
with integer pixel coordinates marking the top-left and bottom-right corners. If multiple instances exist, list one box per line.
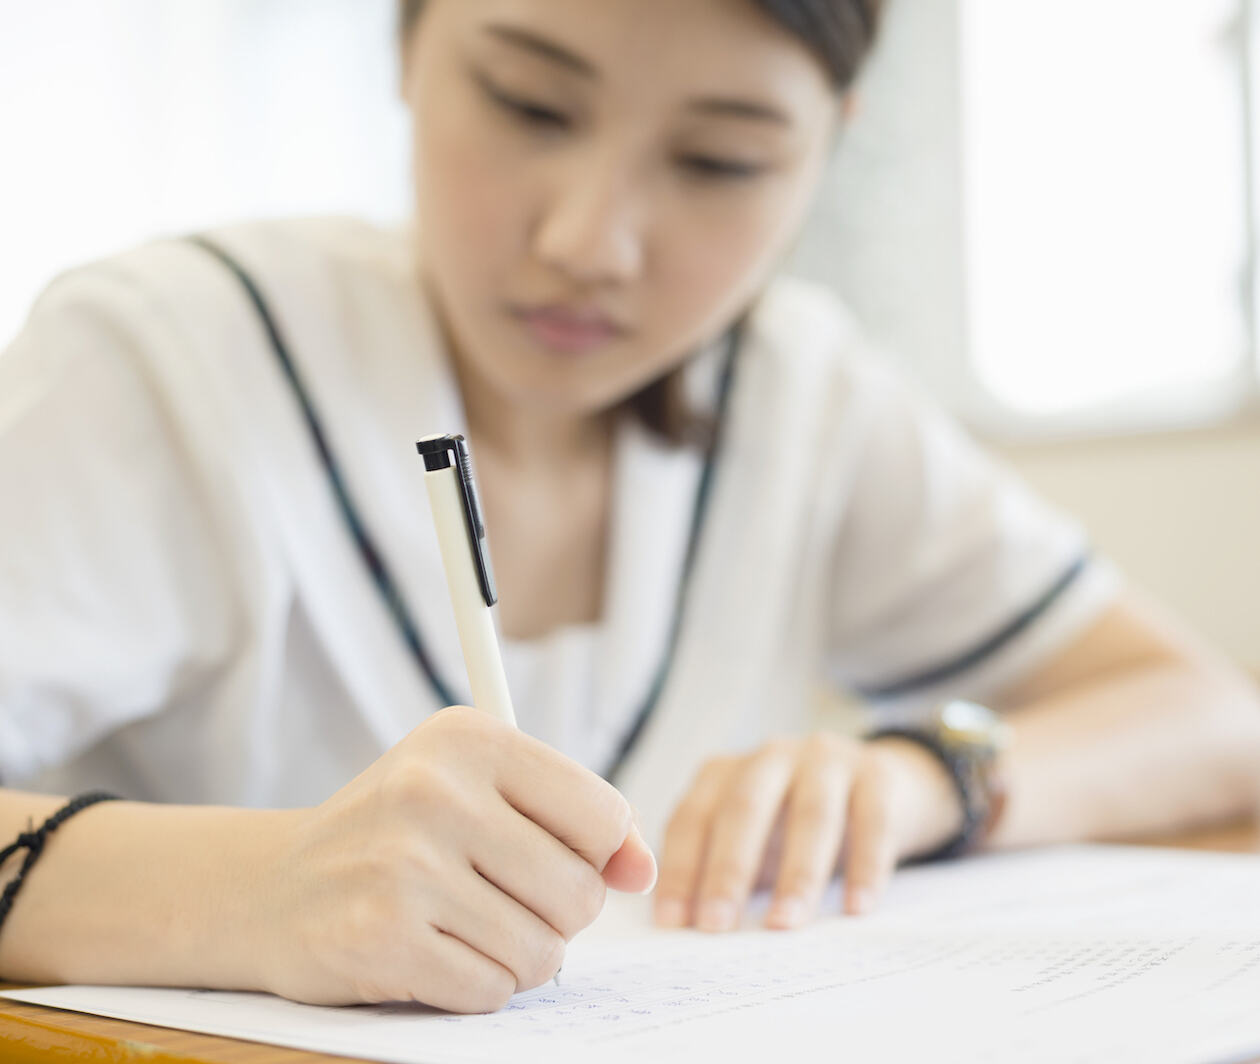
left=510, top=378, right=630, bottom=419
left=493, top=347, right=647, bottom=416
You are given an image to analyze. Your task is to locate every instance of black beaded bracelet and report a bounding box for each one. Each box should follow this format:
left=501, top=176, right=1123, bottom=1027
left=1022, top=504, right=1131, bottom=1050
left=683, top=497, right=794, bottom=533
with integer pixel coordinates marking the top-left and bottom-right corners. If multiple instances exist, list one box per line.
left=0, top=792, right=121, bottom=939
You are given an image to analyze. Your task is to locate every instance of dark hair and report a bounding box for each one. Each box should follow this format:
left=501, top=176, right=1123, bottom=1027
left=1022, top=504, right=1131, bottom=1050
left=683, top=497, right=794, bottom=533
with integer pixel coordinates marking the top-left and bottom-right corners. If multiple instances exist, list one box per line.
left=399, top=0, right=884, bottom=444
left=400, top=0, right=881, bottom=90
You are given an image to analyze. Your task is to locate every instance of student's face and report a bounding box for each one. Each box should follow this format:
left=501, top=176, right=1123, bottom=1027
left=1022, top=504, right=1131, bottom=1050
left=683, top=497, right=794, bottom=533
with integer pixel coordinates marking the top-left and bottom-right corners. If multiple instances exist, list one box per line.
left=403, top=0, right=840, bottom=418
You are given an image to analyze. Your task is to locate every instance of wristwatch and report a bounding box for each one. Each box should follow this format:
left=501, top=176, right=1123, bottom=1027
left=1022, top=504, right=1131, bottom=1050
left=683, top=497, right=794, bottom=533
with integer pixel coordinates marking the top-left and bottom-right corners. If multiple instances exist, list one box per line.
left=867, top=700, right=1012, bottom=863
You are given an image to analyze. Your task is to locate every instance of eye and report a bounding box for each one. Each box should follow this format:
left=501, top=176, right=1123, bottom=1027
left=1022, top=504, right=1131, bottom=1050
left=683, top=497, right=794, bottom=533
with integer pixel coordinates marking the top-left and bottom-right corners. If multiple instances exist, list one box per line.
left=476, top=73, right=571, bottom=130
left=678, top=155, right=767, bottom=181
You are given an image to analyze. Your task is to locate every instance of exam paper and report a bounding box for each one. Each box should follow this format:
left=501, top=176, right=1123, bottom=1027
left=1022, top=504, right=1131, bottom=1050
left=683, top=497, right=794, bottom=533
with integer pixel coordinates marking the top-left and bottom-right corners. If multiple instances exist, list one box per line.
left=9, top=846, right=1260, bottom=1064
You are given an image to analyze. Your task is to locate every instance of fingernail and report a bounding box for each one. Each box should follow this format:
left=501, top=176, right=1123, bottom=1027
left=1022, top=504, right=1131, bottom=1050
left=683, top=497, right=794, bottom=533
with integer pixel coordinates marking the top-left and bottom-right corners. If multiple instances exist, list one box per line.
left=848, top=888, right=875, bottom=916
left=767, top=897, right=805, bottom=929
left=655, top=899, right=687, bottom=928
left=697, top=898, right=737, bottom=932
left=637, top=835, right=659, bottom=895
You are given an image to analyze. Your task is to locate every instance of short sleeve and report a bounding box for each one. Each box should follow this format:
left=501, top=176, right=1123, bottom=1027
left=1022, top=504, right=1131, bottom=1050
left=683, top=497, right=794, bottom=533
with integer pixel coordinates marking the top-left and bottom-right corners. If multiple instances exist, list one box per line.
left=0, top=267, right=240, bottom=783
left=825, top=363, right=1121, bottom=711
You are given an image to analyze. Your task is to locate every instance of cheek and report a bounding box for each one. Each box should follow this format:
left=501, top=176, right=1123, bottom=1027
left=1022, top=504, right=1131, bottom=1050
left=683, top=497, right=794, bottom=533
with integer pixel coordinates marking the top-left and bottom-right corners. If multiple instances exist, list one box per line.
left=413, top=102, right=528, bottom=300
left=649, top=185, right=808, bottom=350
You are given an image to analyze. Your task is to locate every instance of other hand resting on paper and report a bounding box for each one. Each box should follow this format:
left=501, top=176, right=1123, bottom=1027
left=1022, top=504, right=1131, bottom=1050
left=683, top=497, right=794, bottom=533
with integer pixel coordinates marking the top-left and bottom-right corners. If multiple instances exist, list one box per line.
left=653, top=733, right=961, bottom=932
left=256, top=706, right=656, bottom=1011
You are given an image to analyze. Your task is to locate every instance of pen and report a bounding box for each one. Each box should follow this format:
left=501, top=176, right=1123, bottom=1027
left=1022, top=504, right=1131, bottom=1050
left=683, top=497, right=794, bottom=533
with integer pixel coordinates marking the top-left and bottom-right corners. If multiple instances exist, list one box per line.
left=416, top=433, right=516, bottom=727
left=417, top=435, right=561, bottom=988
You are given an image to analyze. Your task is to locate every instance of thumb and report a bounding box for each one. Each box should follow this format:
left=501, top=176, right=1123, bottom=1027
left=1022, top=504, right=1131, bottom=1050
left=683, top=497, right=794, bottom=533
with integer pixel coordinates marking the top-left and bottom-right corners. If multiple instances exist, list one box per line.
left=602, top=819, right=657, bottom=895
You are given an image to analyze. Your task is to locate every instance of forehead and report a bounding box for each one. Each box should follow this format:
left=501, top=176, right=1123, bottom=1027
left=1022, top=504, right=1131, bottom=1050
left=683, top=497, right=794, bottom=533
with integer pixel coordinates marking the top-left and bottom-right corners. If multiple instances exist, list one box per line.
left=429, top=0, right=835, bottom=120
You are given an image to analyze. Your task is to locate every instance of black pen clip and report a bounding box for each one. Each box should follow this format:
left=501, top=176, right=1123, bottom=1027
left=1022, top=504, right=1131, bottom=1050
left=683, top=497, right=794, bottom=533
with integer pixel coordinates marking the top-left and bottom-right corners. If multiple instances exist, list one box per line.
left=416, top=434, right=498, bottom=608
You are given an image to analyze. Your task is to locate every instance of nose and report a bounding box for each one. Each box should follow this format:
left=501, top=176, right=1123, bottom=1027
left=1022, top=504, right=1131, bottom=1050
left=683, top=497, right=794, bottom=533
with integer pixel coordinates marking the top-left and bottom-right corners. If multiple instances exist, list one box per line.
left=531, top=154, right=645, bottom=288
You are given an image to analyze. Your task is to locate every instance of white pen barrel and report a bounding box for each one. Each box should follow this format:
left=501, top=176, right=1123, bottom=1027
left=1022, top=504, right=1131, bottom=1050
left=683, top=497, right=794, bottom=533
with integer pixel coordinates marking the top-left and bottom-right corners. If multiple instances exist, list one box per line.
left=423, top=465, right=517, bottom=727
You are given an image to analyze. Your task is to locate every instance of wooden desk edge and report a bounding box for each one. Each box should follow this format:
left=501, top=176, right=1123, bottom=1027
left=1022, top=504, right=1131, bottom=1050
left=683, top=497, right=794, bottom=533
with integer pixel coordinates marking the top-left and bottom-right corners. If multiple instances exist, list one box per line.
left=4, top=821, right=1257, bottom=1064
left=0, top=994, right=373, bottom=1064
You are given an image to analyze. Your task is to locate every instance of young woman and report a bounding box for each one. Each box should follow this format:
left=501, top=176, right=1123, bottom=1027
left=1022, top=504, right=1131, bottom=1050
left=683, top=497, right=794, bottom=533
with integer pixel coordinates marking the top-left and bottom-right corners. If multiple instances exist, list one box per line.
left=1, top=0, right=1257, bottom=1015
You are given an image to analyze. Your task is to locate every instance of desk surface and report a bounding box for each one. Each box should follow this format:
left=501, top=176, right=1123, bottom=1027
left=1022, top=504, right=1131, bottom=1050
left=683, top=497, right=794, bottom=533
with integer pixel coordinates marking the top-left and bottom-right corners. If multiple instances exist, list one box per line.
left=4, top=822, right=1258, bottom=1064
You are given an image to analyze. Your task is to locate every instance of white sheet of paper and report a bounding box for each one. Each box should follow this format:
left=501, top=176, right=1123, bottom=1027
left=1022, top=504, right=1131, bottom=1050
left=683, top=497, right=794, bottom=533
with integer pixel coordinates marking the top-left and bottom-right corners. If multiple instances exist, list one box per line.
left=8, top=845, right=1260, bottom=1064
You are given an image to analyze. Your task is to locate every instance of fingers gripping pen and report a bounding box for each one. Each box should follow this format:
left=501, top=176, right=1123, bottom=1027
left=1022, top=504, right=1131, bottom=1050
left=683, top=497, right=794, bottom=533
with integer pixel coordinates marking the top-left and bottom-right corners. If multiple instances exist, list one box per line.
left=419, top=437, right=562, bottom=985
left=416, top=434, right=517, bottom=727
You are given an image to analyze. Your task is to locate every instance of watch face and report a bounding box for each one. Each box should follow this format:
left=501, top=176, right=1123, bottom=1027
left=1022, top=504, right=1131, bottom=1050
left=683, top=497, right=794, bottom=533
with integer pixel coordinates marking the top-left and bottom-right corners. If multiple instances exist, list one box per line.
left=939, top=700, right=1011, bottom=751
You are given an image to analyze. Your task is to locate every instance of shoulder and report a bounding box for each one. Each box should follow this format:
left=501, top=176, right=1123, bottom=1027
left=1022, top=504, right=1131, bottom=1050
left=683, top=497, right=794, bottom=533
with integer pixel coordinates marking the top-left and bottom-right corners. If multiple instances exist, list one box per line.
left=15, top=216, right=424, bottom=409
left=727, top=275, right=921, bottom=454
left=747, top=274, right=861, bottom=353
left=742, top=274, right=905, bottom=404
left=722, top=275, right=1000, bottom=535
left=2, top=217, right=423, bottom=512
left=188, top=215, right=415, bottom=296
left=27, top=216, right=415, bottom=340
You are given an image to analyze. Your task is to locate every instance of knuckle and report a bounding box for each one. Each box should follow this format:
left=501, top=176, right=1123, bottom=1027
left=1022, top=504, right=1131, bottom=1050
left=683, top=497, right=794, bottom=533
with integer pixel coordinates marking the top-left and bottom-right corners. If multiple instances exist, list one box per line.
left=790, top=791, right=833, bottom=829
left=721, top=789, right=763, bottom=824
left=663, top=805, right=702, bottom=849
left=855, top=763, right=898, bottom=814
left=805, top=730, right=847, bottom=762
left=433, top=957, right=516, bottom=1015
left=695, top=756, right=732, bottom=788
left=509, top=927, right=566, bottom=993
left=425, top=704, right=477, bottom=739
left=466, top=969, right=517, bottom=1014
left=342, top=892, right=395, bottom=951
left=426, top=705, right=508, bottom=756
left=573, top=870, right=608, bottom=931
left=654, top=872, right=693, bottom=901
left=848, top=796, right=893, bottom=850
left=861, top=745, right=902, bottom=786
left=704, top=856, right=753, bottom=895
left=604, top=786, right=635, bottom=839
left=584, top=781, right=633, bottom=852
left=654, top=855, right=695, bottom=898
left=553, top=864, right=607, bottom=938
left=851, top=795, right=891, bottom=837
left=397, top=936, right=515, bottom=1014
left=803, top=731, right=832, bottom=753
left=527, top=934, right=567, bottom=990
left=759, top=737, right=796, bottom=763
left=378, top=760, right=446, bottom=813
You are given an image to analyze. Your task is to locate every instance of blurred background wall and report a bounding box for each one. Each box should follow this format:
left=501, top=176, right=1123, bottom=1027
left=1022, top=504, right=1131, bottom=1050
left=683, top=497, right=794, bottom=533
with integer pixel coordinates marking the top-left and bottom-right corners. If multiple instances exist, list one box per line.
left=3, top=0, right=1258, bottom=670
left=792, top=0, right=1260, bottom=672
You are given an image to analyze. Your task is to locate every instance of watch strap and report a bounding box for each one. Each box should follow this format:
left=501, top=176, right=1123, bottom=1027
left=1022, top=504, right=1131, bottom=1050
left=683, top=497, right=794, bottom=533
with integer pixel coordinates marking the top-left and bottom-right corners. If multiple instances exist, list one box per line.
left=866, top=725, right=993, bottom=863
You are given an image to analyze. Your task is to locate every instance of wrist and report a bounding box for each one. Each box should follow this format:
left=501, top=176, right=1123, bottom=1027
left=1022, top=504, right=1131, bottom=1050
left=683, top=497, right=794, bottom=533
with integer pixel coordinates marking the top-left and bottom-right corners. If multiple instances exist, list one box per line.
left=177, top=805, right=304, bottom=993
left=0, top=800, right=299, bottom=991
left=867, top=701, right=1012, bottom=863
left=869, top=738, right=966, bottom=860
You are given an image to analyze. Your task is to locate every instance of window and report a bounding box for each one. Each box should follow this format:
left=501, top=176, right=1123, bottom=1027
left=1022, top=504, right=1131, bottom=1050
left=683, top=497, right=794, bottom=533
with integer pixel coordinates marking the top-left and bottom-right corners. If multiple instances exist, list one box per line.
left=793, top=0, right=1259, bottom=439
left=959, top=0, right=1255, bottom=434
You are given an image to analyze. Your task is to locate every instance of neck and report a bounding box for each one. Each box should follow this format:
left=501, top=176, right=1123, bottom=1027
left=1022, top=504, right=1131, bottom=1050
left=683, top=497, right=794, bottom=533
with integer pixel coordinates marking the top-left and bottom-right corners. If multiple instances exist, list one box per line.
left=452, top=350, right=612, bottom=474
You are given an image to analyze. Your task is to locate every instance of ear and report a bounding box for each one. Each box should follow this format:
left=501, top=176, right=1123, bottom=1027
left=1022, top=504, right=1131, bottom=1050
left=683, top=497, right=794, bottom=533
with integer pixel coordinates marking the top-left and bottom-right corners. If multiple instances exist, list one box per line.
left=840, top=91, right=860, bottom=122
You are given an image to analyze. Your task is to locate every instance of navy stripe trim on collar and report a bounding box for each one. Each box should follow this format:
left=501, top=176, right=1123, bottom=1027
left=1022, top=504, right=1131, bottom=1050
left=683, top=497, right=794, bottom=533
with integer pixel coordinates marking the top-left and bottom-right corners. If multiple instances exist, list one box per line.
left=856, top=553, right=1090, bottom=701
left=187, top=234, right=462, bottom=708
left=186, top=233, right=741, bottom=785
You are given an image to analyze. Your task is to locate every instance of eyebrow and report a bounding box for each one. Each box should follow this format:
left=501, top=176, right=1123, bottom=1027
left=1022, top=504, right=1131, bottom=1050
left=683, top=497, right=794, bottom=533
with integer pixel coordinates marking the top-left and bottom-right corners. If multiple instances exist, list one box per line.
left=687, top=96, right=792, bottom=127
left=484, top=23, right=598, bottom=78
left=482, top=22, right=793, bottom=128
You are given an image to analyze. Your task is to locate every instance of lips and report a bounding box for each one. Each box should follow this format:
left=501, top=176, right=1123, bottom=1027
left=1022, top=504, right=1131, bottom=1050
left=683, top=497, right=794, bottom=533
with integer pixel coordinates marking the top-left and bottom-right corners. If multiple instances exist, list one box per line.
left=510, top=303, right=627, bottom=355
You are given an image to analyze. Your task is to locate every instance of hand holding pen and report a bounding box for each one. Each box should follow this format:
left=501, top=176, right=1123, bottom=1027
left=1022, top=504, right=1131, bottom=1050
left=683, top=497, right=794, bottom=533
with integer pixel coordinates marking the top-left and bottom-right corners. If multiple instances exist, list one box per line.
left=260, top=703, right=655, bottom=1011
left=232, top=437, right=655, bottom=1014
